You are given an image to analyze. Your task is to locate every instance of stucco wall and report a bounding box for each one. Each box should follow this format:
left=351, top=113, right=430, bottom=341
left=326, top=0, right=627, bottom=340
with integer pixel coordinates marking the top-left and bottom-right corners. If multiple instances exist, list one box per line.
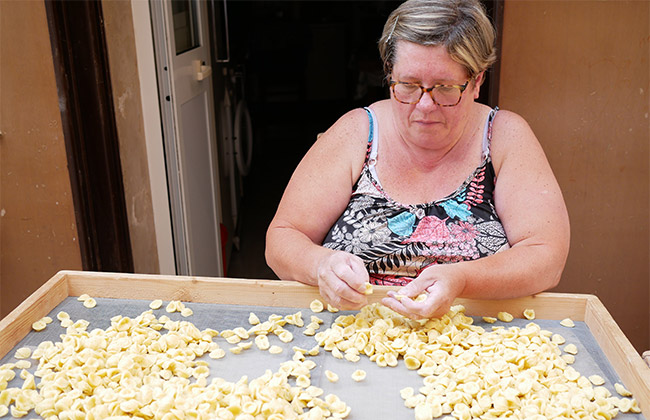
left=499, top=0, right=649, bottom=353
left=0, top=0, right=82, bottom=317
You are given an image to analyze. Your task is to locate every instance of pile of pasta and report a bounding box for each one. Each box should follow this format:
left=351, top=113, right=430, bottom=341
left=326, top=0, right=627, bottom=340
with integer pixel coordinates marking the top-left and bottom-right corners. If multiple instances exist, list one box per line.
left=0, top=299, right=350, bottom=420
left=0, top=293, right=643, bottom=420
left=314, top=303, right=641, bottom=420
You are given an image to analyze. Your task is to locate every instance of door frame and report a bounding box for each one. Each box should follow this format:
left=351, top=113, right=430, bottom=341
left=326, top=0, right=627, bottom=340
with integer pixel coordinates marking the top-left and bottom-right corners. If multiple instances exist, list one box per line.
left=44, top=0, right=134, bottom=272
left=149, top=0, right=225, bottom=277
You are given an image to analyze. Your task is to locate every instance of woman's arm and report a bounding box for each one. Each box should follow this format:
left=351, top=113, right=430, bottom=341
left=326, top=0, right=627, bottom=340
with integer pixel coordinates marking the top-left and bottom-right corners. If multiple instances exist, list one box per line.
left=383, top=110, right=571, bottom=319
left=265, top=108, right=373, bottom=309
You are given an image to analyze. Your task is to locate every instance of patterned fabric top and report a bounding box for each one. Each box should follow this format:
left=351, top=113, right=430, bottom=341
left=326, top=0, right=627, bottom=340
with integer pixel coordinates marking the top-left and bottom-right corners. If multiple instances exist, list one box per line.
left=322, top=107, right=510, bottom=286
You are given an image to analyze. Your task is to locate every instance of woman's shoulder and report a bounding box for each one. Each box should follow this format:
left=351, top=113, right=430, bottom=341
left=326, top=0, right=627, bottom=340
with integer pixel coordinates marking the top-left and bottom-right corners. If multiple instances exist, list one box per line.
left=316, top=102, right=389, bottom=151
left=320, top=107, right=369, bottom=142
left=490, top=108, right=545, bottom=173
left=304, top=105, right=380, bottom=182
left=492, top=108, right=534, bottom=135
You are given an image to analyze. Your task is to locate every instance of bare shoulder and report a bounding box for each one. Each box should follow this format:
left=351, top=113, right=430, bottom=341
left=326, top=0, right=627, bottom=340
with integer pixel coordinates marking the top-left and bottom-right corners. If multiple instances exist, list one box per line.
left=306, top=106, right=374, bottom=182
left=489, top=109, right=546, bottom=174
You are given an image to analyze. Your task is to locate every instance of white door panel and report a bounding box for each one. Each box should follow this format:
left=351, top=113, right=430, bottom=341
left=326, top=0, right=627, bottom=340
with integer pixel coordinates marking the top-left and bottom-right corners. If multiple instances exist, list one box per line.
left=156, top=0, right=223, bottom=277
left=177, top=92, right=221, bottom=275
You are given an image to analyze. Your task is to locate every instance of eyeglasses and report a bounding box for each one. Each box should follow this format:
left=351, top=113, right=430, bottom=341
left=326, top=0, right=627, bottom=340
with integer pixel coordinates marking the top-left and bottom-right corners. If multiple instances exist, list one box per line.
left=389, top=79, right=472, bottom=107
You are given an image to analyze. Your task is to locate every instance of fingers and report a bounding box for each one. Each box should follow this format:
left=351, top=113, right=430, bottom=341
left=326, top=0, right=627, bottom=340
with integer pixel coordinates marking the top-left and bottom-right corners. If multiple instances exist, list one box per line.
left=333, top=254, right=368, bottom=293
left=381, top=291, right=451, bottom=320
left=317, top=252, right=369, bottom=310
left=383, top=275, right=457, bottom=320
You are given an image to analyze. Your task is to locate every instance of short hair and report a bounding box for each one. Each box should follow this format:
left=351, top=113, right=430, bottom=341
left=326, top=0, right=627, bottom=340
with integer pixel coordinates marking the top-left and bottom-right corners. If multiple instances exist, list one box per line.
left=378, top=0, right=496, bottom=80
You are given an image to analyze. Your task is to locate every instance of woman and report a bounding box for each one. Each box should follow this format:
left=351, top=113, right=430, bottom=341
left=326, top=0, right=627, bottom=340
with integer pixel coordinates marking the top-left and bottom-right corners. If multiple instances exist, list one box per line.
left=265, top=0, right=570, bottom=320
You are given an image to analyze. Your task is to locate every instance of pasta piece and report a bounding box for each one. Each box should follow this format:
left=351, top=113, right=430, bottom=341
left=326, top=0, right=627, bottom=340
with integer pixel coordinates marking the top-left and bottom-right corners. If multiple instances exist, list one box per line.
left=14, top=347, right=31, bottom=359
left=269, top=345, right=283, bottom=354
left=331, top=348, right=343, bottom=360
left=303, top=327, right=316, bottom=336
left=523, top=309, right=536, bottom=320
left=231, top=327, right=248, bottom=339
left=327, top=304, right=339, bottom=313
left=614, top=383, right=633, bottom=397
left=324, top=370, right=339, bottom=383
left=248, top=312, right=260, bottom=325
left=363, top=283, right=374, bottom=295
left=77, top=293, right=90, bottom=301
left=209, top=348, right=226, bottom=359
left=564, top=343, right=578, bottom=355
left=497, top=312, right=513, bottom=322
left=238, top=341, right=253, bottom=350
left=400, top=387, right=415, bottom=400
left=31, top=320, right=47, bottom=332
left=551, top=334, right=566, bottom=345
left=482, top=316, right=497, bottom=324
left=561, top=354, right=575, bottom=364
left=255, top=335, right=270, bottom=351
left=306, top=322, right=320, bottom=330
left=165, top=301, right=179, bottom=313
left=83, top=298, right=97, bottom=309
left=180, top=307, right=193, bottom=317
left=278, top=331, right=293, bottom=343
left=149, top=299, right=163, bottom=310
left=296, top=375, right=310, bottom=388
left=10, top=406, right=28, bottom=418
left=344, top=352, right=360, bottom=363
left=309, top=299, right=324, bottom=313
left=225, top=335, right=241, bottom=345
left=351, top=370, right=366, bottom=382
left=560, top=318, right=575, bottom=328
left=414, top=403, right=434, bottom=420
left=588, top=374, right=605, bottom=386
left=14, top=361, right=31, bottom=370
left=220, top=329, right=235, bottom=338
left=407, top=293, right=425, bottom=303
left=617, top=398, right=633, bottom=413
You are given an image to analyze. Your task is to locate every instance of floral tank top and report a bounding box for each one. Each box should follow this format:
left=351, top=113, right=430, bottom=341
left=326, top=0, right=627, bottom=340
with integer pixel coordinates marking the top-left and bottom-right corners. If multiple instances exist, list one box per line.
left=322, top=107, right=510, bottom=286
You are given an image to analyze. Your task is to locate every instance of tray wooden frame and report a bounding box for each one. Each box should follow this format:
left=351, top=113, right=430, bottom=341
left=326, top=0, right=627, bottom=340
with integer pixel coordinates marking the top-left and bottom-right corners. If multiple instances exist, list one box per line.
left=1, top=270, right=648, bottom=413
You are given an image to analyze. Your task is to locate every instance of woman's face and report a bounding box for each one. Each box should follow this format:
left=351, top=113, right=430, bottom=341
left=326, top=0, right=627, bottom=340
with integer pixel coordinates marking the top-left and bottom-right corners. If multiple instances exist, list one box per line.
left=390, top=41, right=481, bottom=151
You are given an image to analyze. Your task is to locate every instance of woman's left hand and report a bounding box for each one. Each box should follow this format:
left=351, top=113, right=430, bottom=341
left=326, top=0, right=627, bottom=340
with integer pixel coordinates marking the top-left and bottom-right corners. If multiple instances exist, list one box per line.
left=381, top=264, right=466, bottom=320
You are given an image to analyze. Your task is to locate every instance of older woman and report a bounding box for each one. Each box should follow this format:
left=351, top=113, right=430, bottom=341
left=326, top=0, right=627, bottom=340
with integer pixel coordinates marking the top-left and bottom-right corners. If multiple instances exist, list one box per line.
left=265, top=0, right=570, bottom=320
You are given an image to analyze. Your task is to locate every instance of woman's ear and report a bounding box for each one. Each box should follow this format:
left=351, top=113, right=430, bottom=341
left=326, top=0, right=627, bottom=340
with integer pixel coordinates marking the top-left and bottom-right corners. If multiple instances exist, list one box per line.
left=473, top=71, right=485, bottom=99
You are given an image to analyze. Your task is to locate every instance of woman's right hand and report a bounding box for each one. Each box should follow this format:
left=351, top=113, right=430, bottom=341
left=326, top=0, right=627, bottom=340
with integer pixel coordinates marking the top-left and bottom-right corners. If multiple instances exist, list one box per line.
left=316, top=251, right=369, bottom=310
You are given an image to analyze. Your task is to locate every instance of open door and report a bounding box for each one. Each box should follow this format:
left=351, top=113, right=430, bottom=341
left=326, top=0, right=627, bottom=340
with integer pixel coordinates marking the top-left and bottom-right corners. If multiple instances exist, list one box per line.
left=151, top=0, right=224, bottom=277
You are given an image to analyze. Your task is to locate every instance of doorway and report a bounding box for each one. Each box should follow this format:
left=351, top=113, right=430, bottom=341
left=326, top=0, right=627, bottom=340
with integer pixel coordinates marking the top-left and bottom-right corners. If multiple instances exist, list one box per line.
left=219, top=0, right=501, bottom=280
left=150, top=0, right=500, bottom=280
left=222, top=1, right=402, bottom=279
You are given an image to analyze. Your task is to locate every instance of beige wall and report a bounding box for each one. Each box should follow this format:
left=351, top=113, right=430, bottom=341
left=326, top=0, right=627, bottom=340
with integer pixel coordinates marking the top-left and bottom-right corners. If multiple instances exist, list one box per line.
left=102, top=1, right=160, bottom=274
left=499, top=0, right=649, bottom=353
left=0, top=1, right=82, bottom=318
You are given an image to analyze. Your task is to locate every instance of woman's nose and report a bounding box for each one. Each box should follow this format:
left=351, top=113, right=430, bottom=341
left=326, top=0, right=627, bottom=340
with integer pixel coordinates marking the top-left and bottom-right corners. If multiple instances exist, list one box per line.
left=415, top=90, right=439, bottom=111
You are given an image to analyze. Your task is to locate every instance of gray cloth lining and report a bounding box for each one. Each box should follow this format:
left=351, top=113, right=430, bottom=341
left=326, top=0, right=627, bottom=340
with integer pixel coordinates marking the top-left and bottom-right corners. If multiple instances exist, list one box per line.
left=0, top=297, right=644, bottom=420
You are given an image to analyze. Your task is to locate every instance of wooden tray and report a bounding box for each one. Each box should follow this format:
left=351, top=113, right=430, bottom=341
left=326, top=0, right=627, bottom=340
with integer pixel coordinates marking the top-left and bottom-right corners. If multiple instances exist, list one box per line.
left=1, top=270, right=648, bottom=413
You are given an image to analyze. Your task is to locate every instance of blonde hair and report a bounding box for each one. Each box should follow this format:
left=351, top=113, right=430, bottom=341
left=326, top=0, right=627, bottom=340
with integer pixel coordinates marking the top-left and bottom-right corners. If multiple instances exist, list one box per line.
left=378, top=0, right=496, bottom=80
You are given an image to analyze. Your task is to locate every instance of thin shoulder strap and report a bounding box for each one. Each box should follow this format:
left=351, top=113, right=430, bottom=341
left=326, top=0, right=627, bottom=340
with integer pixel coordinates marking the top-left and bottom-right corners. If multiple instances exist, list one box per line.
left=363, top=107, right=377, bottom=163
left=482, top=106, right=499, bottom=159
